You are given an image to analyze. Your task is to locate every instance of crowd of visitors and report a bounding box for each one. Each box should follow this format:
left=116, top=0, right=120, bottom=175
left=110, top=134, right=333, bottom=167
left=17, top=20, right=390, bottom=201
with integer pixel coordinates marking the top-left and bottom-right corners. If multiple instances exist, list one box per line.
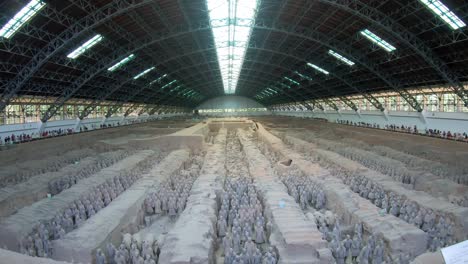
left=336, top=119, right=468, bottom=142
left=0, top=122, right=125, bottom=147
left=0, top=129, right=75, bottom=145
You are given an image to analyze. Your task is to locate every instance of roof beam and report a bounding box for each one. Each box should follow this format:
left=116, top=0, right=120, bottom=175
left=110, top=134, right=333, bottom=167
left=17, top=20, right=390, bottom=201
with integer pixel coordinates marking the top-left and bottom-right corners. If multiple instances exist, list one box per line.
left=0, top=0, right=154, bottom=113
left=314, top=0, right=468, bottom=106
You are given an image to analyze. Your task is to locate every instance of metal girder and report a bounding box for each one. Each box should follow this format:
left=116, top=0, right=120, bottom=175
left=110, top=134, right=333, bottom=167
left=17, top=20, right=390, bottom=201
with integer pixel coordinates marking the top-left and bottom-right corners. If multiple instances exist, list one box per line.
left=178, top=0, right=221, bottom=94
left=91, top=22, right=411, bottom=109
left=105, top=79, right=198, bottom=117
left=169, top=62, right=325, bottom=105
left=386, top=0, right=468, bottom=43
left=2, top=8, right=440, bottom=115
left=96, top=44, right=362, bottom=111
left=150, top=47, right=363, bottom=111
left=76, top=65, right=160, bottom=119
left=0, top=0, right=154, bottom=112
left=315, top=0, right=468, bottom=107
left=145, top=87, right=194, bottom=115
left=248, top=21, right=421, bottom=110
left=60, top=1, right=197, bottom=120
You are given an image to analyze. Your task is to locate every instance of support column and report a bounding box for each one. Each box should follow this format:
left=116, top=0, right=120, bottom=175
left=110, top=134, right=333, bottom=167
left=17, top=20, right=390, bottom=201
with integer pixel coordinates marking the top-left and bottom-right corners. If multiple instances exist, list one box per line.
left=73, top=118, right=81, bottom=133
left=419, top=110, right=428, bottom=126
left=382, top=109, right=390, bottom=121
left=356, top=109, right=362, bottom=119
left=36, top=121, right=46, bottom=137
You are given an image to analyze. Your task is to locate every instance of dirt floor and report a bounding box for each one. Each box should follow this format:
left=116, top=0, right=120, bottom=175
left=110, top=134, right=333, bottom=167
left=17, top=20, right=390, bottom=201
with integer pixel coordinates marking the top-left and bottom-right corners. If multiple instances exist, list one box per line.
left=0, top=117, right=465, bottom=264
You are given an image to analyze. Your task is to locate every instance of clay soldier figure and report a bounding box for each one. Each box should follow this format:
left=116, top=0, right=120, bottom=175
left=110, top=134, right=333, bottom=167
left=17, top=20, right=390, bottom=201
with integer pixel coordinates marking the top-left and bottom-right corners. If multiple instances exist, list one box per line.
left=34, top=234, right=44, bottom=257
left=254, top=221, right=265, bottom=244
left=343, top=235, right=352, bottom=257
left=264, top=252, right=277, bottom=264
left=145, top=198, right=154, bottom=215
left=224, top=247, right=235, bottom=264
left=358, top=244, right=370, bottom=264
left=319, top=223, right=329, bottom=241
left=43, top=238, right=50, bottom=258
left=144, top=254, right=156, bottom=264
left=218, top=217, right=228, bottom=237
left=423, top=209, right=435, bottom=231
left=316, top=190, right=326, bottom=209
left=233, top=230, right=242, bottom=254
left=245, top=238, right=257, bottom=258
left=333, top=221, right=341, bottom=241
left=430, top=237, right=440, bottom=252
left=114, top=251, right=126, bottom=264
left=96, top=249, right=106, bottom=264
left=367, top=234, right=376, bottom=252
left=335, top=242, right=347, bottom=264
left=351, top=236, right=361, bottom=263
left=373, top=241, right=384, bottom=264
left=154, top=197, right=162, bottom=214
left=354, top=223, right=363, bottom=239
left=106, top=243, right=116, bottom=264
left=168, top=196, right=177, bottom=219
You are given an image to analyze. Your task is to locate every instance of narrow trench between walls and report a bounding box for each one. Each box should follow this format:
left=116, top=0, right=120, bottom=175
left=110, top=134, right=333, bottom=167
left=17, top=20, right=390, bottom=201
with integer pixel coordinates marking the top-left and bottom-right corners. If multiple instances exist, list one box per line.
left=97, top=151, right=206, bottom=264
left=253, top=132, right=388, bottom=264
left=214, top=129, right=278, bottom=264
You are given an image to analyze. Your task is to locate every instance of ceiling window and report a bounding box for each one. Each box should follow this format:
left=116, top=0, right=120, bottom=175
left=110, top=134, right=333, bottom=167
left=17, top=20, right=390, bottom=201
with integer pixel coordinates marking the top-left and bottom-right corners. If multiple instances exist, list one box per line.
left=360, top=29, right=396, bottom=52
left=419, top=0, right=466, bottom=30
left=67, top=34, right=104, bottom=59
left=207, top=0, right=259, bottom=94
left=0, top=0, right=46, bottom=39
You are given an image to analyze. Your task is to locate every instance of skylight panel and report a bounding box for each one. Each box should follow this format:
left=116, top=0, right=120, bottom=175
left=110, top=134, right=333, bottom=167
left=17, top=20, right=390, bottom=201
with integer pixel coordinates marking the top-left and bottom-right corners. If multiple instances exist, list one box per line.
left=207, top=0, right=259, bottom=94
left=0, top=0, right=46, bottom=39
left=307, top=63, right=330, bottom=75
left=360, top=29, right=396, bottom=52
left=133, top=67, right=155, bottom=80
left=328, top=50, right=355, bottom=66
left=67, top=34, right=104, bottom=59
left=267, top=88, right=278, bottom=94
left=107, top=54, right=135, bottom=72
left=161, top=80, right=177, bottom=89
left=149, top=74, right=168, bottom=85
left=419, top=0, right=465, bottom=30
left=284, top=77, right=300, bottom=86
left=278, top=82, right=292, bottom=89
left=294, top=71, right=313, bottom=81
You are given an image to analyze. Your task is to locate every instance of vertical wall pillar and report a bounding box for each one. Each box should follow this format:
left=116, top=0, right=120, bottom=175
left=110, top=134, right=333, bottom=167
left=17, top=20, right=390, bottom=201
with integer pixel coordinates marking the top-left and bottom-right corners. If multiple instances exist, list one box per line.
left=37, top=121, right=46, bottom=137
left=356, top=109, right=362, bottom=119
left=73, top=118, right=81, bottom=133
left=419, top=110, right=428, bottom=127
left=382, top=109, right=390, bottom=121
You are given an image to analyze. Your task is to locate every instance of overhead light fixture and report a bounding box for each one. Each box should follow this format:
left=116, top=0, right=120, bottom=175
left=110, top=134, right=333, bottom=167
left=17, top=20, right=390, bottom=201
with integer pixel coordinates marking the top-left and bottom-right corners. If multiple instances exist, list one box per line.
left=67, top=34, right=104, bottom=59
left=0, top=0, right=46, bottom=39
left=307, top=62, right=330, bottom=75
left=284, top=77, right=300, bottom=85
left=360, top=29, right=396, bottom=52
left=207, top=0, right=259, bottom=94
left=419, top=0, right=465, bottom=30
left=133, top=67, right=155, bottom=80
left=328, top=50, right=355, bottom=66
left=107, top=54, right=136, bottom=72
